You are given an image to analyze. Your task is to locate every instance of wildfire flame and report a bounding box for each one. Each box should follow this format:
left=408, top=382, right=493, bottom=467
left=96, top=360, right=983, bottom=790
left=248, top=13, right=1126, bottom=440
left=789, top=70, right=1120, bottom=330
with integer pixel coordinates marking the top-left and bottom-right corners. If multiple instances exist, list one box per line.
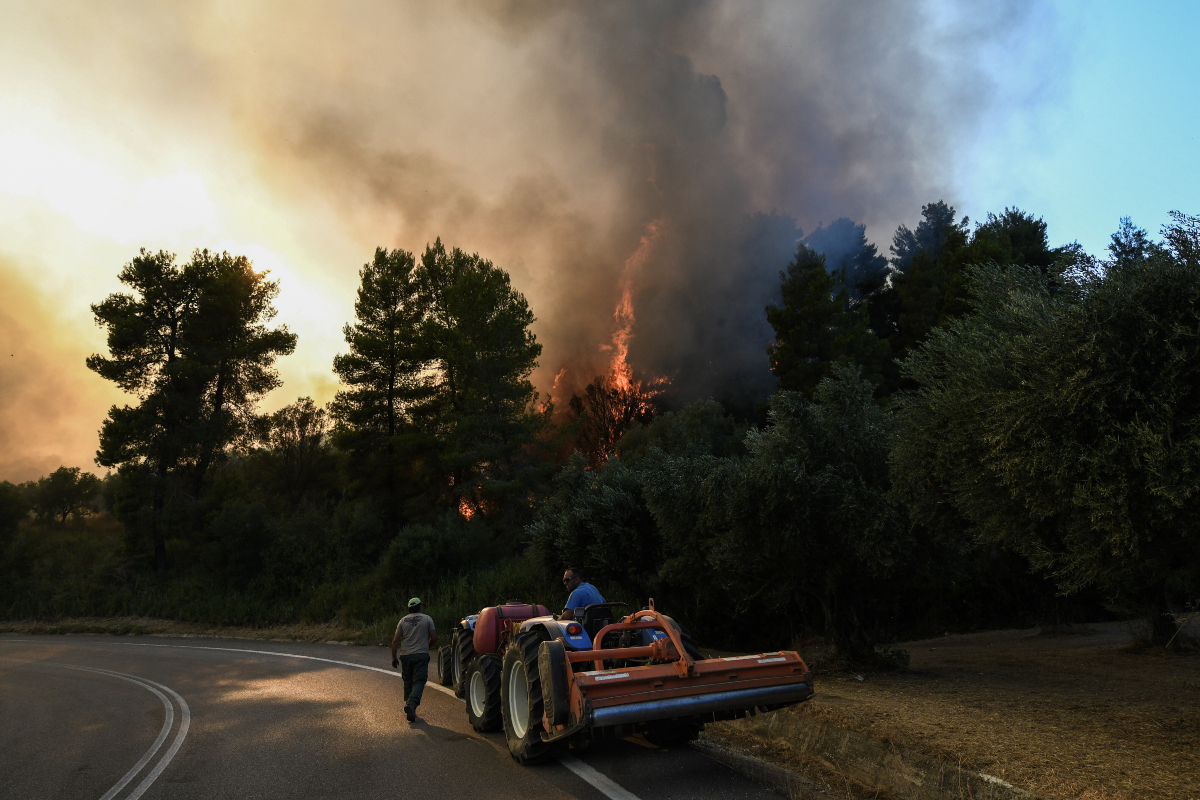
left=609, top=220, right=664, bottom=392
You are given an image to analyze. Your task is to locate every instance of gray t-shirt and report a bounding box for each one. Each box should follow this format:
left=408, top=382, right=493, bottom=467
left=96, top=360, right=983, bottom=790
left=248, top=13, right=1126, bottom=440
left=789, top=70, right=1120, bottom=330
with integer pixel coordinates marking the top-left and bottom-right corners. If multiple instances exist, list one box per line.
left=395, top=613, right=436, bottom=656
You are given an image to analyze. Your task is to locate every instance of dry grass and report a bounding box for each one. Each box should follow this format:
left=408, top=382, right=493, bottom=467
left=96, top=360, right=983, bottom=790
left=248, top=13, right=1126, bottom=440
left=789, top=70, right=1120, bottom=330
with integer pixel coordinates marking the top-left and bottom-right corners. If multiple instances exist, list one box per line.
left=714, top=621, right=1200, bottom=800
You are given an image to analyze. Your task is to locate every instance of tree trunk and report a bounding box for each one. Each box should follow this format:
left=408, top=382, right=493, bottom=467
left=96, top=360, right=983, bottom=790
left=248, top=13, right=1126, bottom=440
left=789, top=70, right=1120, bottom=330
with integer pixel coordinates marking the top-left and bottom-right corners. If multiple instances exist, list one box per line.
left=192, top=360, right=229, bottom=499
left=151, top=473, right=167, bottom=570
left=1143, top=580, right=1177, bottom=646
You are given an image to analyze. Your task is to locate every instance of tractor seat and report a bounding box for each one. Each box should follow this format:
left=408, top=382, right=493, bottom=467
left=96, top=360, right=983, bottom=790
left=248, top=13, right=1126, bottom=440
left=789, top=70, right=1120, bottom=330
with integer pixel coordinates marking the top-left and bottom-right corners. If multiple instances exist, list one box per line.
left=579, top=602, right=630, bottom=642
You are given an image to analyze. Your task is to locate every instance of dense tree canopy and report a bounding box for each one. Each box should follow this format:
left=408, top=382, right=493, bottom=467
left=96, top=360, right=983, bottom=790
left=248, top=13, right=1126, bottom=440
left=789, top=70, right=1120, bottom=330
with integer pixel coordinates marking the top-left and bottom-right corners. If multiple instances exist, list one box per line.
left=767, top=244, right=890, bottom=394
left=892, top=213, right=1200, bottom=643
left=330, top=248, right=428, bottom=515
left=88, top=249, right=295, bottom=566
left=416, top=239, right=546, bottom=518
left=803, top=217, right=889, bottom=300
left=26, top=466, right=101, bottom=524
left=331, top=239, right=546, bottom=531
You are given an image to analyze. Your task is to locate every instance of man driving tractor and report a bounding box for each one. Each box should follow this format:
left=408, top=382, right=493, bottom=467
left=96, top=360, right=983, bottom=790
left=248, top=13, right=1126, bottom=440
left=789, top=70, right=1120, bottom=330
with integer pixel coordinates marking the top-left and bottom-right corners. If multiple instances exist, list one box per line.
left=557, top=566, right=605, bottom=620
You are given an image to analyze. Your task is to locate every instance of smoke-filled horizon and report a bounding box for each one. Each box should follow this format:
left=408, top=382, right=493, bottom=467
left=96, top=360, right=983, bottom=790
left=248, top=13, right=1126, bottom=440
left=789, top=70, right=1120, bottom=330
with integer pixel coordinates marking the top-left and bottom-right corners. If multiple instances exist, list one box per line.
left=0, top=1, right=1047, bottom=481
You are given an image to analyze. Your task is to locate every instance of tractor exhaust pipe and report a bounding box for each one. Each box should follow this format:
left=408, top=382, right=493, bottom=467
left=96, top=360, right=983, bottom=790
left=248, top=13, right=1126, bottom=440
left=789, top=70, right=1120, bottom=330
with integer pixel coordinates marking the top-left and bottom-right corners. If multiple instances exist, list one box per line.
left=589, top=682, right=812, bottom=728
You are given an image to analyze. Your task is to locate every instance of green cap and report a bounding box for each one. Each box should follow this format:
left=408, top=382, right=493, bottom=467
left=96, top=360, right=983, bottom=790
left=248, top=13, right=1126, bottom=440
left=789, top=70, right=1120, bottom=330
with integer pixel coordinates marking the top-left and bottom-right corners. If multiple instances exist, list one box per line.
left=407, top=597, right=422, bottom=608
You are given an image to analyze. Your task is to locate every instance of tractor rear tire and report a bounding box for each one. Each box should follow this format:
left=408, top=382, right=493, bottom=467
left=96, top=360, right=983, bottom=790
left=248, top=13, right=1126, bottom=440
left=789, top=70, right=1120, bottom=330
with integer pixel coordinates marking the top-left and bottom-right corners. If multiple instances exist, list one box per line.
left=502, top=631, right=566, bottom=765
left=642, top=720, right=703, bottom=747
left=453, top=625, right=477, bottom=698
left=437, top=645, right=454, bottom=686
left=466, top=654, right=502, bottom=732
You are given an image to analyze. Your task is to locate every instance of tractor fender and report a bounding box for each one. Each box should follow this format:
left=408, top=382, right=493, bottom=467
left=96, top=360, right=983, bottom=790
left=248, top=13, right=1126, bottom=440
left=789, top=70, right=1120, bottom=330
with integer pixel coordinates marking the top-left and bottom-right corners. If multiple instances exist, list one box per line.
left=474, top=603, right=549, bottom=654
left=520, top=617, right=592, bottom=651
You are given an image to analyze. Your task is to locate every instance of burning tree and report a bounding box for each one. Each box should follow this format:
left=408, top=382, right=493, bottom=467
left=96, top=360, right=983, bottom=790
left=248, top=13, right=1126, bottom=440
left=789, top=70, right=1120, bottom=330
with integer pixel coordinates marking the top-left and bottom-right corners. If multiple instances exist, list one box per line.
left=569, top=374, right=660, bottom=465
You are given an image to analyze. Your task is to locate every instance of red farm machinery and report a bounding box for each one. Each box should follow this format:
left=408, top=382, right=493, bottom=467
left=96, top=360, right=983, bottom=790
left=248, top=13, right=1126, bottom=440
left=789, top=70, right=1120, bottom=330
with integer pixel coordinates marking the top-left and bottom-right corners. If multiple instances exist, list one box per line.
left=437, top=599, right=814, bottom=764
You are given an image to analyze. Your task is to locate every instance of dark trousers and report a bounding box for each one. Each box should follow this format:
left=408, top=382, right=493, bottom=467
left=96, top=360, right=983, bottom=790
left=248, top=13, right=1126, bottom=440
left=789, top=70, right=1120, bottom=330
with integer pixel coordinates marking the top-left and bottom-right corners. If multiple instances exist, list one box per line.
left=400, top=653, right=430, bottom=709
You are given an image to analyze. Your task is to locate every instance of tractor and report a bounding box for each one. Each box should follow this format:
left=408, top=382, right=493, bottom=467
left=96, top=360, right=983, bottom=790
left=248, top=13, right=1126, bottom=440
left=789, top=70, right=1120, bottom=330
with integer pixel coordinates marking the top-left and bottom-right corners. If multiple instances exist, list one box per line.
left=437, top=598, right=814, bottom=764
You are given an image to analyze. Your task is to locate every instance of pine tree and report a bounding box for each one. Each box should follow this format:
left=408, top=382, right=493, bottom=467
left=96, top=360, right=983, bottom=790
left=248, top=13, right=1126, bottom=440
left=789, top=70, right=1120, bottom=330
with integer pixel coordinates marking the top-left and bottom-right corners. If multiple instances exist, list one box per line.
left=767, top=243, right=889, bottom=394
left=89, top=249, right=295, bottom=567
left=416, top=239, right=545, bottom=521
left=330, top=248, right=428, bottom=520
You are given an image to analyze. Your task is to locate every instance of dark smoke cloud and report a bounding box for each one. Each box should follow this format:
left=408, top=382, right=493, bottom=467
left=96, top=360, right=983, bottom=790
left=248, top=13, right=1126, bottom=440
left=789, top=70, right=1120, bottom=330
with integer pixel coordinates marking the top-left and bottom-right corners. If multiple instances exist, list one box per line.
left=0, top=1, right=1045, bottom=478
left=224, top=0, right=1023, bottom=407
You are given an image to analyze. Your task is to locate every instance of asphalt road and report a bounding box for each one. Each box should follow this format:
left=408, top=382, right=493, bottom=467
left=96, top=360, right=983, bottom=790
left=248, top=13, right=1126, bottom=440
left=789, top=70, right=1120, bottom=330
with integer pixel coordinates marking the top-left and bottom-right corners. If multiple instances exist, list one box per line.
left=0, top=634, right=790, bottom=800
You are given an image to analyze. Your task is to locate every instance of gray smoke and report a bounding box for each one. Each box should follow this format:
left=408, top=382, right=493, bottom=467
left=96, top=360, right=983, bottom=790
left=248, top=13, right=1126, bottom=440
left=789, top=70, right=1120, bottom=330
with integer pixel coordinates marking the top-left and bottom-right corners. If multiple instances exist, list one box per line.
left=252, top=1, right=1030, bottom=408
left=0, top=0, right=1046, bottom=482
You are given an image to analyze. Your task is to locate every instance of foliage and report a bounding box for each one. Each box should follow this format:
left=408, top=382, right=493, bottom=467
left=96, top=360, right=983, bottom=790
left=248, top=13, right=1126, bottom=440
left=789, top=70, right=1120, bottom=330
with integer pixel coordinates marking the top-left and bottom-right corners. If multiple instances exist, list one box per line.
left=803, top=217, right=890, bottom=300
left=528, top=453, right=661, bottom=598
left=248, top=397, right=338, bottom=509
left=568, top=375, right=658, bottom=465
left=640, top=365, right=907, bottom=657
left=892, top=213, right=1200, bottom=644
left=25, top=466, right=102, bottom=524
left=330, top=240, right=547, bottom=530
left=767, top=244, right=890, bottom=394
left=618, top=398, right=749, bottom=465
left=0, top=481, right=29, bottom=540
left=87, top=249, right=295, bottom=566
left=330, top=248, right=427, bottom=511
left=13, top=205, right=1194, bottom=665
left=415, top=239, right=547, bottom=523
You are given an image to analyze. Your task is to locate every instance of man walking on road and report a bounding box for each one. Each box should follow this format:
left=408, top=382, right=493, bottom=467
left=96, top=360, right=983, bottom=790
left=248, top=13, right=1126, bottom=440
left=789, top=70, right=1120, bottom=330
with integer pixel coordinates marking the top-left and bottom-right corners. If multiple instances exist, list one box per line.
left=391, top=597, right=437, bottom=722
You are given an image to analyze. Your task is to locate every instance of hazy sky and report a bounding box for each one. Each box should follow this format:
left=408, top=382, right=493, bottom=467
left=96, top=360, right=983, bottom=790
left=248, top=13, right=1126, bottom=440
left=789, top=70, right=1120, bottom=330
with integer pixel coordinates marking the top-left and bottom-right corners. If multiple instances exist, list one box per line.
left=0, top=1, right=1194, bottom=482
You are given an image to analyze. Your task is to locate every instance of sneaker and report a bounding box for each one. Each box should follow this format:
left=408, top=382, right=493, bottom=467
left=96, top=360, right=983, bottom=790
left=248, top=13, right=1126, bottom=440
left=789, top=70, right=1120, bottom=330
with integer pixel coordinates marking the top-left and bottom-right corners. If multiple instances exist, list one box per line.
left=405, top=706, right=415, bottom=722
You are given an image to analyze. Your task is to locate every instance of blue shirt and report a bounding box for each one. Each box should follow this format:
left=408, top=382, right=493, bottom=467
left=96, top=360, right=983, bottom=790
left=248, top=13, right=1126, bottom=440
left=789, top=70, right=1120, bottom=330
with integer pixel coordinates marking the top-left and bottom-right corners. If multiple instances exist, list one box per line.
left=565, top=582, right=605, bottom=616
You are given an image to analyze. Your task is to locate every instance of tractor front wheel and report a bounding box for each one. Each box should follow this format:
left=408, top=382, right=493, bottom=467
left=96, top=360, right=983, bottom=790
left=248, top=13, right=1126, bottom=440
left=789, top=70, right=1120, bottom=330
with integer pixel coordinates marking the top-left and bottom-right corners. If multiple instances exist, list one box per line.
left=453, top=626, right=477, bottom=698
left=466, top=654, right=502, bottom=732
left=437, top=645, right=454, bottom=686
left=502, top=631, right=565, bottom=765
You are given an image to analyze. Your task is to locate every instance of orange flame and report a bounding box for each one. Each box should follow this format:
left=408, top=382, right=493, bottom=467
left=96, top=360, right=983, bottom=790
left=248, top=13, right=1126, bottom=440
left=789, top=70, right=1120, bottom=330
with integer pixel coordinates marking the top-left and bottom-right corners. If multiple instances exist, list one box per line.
left=610, top=220, right=664, bottom=391
left=458, top=496, right=475, bottom=520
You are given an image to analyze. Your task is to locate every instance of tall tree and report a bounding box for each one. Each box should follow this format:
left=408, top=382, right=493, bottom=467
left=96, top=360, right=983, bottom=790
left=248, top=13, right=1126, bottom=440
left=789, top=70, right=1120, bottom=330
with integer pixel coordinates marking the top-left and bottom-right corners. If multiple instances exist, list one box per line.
left=89, top=249, right=294, bottom=567
left=416, top=239, right=546, bottom=520
left=892, top=213, right=1200, bottom=645
left=331, top=247, right=428, bottom=519
left=803, top=217, right=889, bottom=300
left=767, top=243, right=889, bottom=394
left=89, top=250, right=200, bottom=567
left=890, top=200, right=960, bottom=273
left=186, top=251, right=296, bottom=496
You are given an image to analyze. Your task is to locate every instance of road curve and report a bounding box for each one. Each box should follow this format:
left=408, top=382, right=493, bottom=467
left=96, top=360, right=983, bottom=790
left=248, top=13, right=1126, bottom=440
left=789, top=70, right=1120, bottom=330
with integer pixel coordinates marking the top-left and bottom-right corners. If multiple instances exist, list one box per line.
left=1, top=634, right=790, bottom=800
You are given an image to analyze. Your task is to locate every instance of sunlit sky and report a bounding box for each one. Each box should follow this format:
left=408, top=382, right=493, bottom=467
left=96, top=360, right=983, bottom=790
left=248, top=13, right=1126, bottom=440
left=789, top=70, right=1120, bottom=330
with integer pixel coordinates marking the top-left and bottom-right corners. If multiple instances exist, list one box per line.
left=0, top=1, right=1196, bottom=482
left=964, top=0, right=1199, bottom=253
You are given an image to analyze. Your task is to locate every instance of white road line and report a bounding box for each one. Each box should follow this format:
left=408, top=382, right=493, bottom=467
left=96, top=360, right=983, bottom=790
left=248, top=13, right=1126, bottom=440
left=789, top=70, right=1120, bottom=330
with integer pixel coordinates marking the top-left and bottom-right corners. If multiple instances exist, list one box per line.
left=2, top=639, right=643, bottom=800
left=68, top=667, right=173, bottom=800
left=49, top=662, right=189, bottom=800
left=561, top=756, right=643, bottom=800
left=116, top=673, right=190, bottom=800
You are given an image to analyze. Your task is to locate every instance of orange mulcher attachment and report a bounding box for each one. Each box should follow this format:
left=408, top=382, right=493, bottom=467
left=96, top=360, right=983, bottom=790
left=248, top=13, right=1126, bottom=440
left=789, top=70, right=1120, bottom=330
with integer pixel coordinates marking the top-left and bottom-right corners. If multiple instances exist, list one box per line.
left=536, top=599, right=814, bottom=742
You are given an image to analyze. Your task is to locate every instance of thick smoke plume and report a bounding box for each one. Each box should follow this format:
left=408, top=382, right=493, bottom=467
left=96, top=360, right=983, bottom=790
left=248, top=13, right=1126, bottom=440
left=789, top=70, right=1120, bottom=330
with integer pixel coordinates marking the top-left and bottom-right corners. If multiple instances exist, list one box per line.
left=0, top=1, right=1034, bottom=477
left=242, top=1, right=1008, bottom=409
